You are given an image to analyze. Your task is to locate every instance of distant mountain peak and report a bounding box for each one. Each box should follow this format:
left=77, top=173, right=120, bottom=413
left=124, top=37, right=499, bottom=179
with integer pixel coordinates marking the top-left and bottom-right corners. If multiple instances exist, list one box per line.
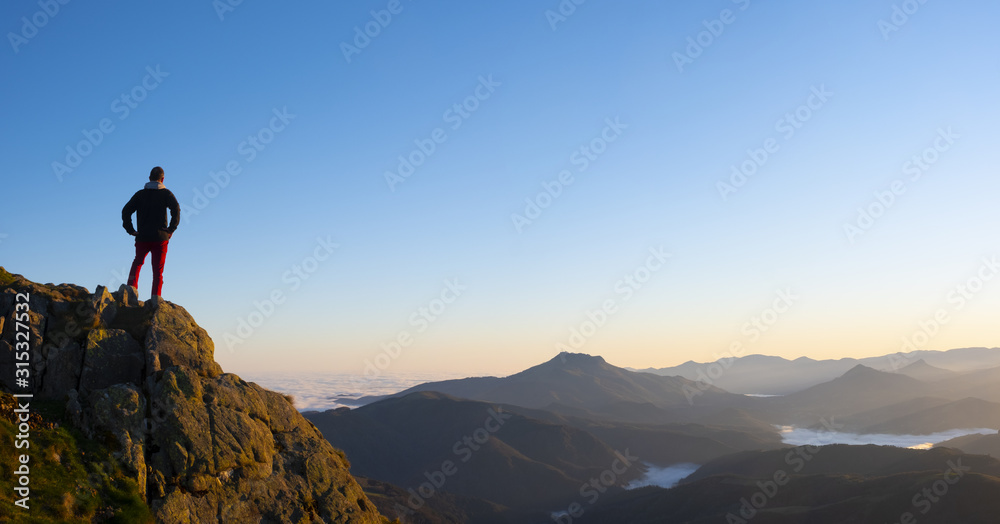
left=554, top=352, right=607, bottom=366
left=844, top=364, right=880, bottom=376
left=838, top=363, right=921, bottom=383
left=900, top=359, right=933, bottom=370
left=383, top=349, right=739, bottom=414
left=897, top=359, right=957, bottom=381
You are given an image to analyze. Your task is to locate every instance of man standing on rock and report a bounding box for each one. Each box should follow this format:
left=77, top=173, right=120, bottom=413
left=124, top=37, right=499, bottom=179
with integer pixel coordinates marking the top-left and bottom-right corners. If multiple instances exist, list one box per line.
left=122, top=166, right=180, bottom=299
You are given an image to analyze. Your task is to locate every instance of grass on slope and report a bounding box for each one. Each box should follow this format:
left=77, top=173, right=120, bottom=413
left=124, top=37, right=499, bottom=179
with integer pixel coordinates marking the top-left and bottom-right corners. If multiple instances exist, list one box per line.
left=0, top=392, right=153, bottom=523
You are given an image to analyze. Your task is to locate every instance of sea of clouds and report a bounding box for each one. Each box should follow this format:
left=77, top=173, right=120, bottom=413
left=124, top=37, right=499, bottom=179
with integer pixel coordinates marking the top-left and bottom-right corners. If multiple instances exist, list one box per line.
left=779, top=425, right=997, bottom=450
left=626, top=463, right=701, bottom=489
left=624, top=427, right=1000, bottom=490
left=241, top=371, right=467, bottom=412
left=246, top=372, right=1000, bottom=491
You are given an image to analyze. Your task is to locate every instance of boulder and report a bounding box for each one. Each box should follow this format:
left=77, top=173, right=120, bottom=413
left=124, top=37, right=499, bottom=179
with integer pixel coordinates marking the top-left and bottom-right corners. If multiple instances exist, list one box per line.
left=79, top=329, right=145, bottom=393
left=0, top=340, right=15, bottom=392
left=89, top=383, right=147, bottom=497
left=113, top=283, right=140, bottom=308
left=40, top=341, right=83, bottom=398
left=85, top=284, right=117, bottom=327
left=145, top=301, right=223, bottom=378
left=0, top=268, right=386, bottom=523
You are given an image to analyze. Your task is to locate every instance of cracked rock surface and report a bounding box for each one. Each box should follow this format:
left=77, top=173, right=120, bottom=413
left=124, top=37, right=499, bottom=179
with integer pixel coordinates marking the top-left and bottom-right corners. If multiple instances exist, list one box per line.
left=0, top=268, right=384, bottom=523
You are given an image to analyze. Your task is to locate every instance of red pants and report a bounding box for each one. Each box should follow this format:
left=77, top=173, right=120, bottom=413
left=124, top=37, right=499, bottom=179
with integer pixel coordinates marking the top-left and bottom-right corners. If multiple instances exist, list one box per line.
left=127, top=240, right=169, bottom=297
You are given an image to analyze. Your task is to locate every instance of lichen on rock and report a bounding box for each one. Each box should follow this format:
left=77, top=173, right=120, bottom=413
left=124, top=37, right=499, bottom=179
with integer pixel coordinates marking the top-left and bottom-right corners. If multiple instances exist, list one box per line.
left=0, top=268, right=387, bottom=523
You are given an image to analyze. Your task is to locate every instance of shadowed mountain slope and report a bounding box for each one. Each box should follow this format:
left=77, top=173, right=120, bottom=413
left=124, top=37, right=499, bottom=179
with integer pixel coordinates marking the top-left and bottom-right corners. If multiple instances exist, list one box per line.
left=861, top=397, right=1000, bottom=434
left=937, top=433, right=1000, bottom=457
left=832, top=396, right=954, bottom=432
left=578, top=470, right=1000, bottom=524
left=897, top=359, right=959, bottom=382
left=356, top=476, right=547, bottom=524
left=931, top=365, right=1000, bottom=403
left=684, top=444, right=1000, bottom=483
left=765, top=365, right=931, bottom=422
left=577, top=446, right=1000, bottom=524
left=305, top=391, right=645, bottom=510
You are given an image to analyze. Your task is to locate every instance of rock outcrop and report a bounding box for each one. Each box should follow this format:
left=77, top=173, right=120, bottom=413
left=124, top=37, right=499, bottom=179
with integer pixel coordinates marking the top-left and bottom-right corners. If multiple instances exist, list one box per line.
left=0, top=267, right=385, bottom=523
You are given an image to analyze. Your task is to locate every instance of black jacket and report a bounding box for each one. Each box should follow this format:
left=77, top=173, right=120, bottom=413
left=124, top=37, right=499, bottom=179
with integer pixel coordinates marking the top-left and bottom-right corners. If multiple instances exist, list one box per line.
left=122, top=183, right=180, bottom=242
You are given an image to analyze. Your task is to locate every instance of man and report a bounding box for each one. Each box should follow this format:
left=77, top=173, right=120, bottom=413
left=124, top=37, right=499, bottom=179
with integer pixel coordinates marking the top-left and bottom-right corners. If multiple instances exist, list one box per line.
left=122, top=166, right=180, bottom=299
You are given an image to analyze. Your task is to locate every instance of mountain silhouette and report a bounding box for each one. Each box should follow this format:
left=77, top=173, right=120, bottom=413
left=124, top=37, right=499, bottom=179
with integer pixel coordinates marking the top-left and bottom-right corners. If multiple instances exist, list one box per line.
left=931, top=365, right=1000, bottom=403
left=642, top=348, right=1000, bottom=395
left=936, top=432, right=1000, bottom=457
left=861, top=397, right=1000, bottom=434
left=304, top=391, right=645, bottom=511
left=576, top=446, right=1000, bottom=523
left=355, top=476, right=546, bottom=524
left=769, top=364, right=930, bottom=421
left=684, top=444, right=1000, bottom=482
left=896, top=358, right=958, bottom=381
left=834, top=396, right=953, bottom=431
left=578, top=468, right=1000, bottom=524
left=355, top=351, right=746, bottom=420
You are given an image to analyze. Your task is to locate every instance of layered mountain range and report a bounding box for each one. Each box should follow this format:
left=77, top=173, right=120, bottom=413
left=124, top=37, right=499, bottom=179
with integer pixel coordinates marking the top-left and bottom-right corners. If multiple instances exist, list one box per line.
left=5, top=266, right=1000, bottom=524
left=637, top=349, right=1000, bottom=395
left=311, top=347, right=1000, bottom=521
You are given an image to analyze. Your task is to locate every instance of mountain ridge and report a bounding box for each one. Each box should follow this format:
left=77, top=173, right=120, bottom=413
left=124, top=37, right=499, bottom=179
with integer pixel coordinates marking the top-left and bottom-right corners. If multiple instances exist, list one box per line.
left=637, top=347, right=1000, bottom=395
left=352, top=351, right=750, bottom=420
left=304, top=391, right=647, bottom=512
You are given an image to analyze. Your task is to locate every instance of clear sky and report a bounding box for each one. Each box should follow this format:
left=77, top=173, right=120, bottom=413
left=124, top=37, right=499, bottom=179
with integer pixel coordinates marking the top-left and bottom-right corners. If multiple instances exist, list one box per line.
left=2, top=1, right=998, bottom=377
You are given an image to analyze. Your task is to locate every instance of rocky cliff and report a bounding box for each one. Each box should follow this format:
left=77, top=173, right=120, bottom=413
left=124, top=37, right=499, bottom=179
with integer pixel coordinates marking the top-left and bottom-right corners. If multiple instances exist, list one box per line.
left=0, top=268, right=386, bottom=523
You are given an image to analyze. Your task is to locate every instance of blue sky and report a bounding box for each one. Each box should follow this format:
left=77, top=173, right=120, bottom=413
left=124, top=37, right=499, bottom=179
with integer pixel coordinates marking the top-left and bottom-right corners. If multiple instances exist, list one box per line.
left=2, top=0, right=998, bottom=377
